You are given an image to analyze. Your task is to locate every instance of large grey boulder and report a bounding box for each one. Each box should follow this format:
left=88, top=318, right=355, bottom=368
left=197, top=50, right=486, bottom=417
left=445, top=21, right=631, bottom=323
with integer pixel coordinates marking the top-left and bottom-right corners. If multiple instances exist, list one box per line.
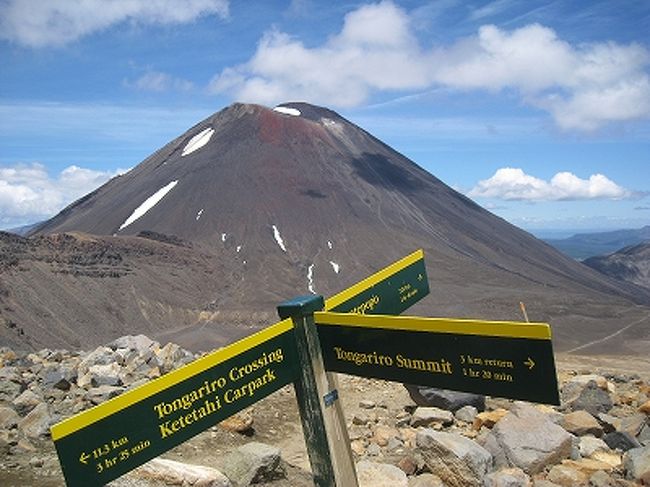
left=216, top=442, right=282, bottom=486
left=416, top=429, right=492, bottom=486
left=568, top=381, right=613, bottom=416
left=482, top=403, right=572, bottom=474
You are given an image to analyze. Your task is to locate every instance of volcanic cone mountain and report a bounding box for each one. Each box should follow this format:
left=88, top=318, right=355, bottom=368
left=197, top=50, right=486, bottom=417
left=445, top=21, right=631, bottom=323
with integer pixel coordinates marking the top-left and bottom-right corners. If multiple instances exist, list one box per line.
left=6, top=102, right=649, bottom=353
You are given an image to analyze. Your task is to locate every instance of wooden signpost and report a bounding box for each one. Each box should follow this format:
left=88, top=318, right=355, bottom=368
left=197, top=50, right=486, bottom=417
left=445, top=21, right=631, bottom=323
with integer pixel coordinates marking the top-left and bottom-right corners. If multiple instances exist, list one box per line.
left=51, top=249, right=560, bottom=487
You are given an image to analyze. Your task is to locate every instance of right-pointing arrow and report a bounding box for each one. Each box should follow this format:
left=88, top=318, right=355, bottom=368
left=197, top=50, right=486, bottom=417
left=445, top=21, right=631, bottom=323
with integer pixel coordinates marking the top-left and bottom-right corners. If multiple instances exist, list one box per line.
left=524, top=357, right=535, bottom=370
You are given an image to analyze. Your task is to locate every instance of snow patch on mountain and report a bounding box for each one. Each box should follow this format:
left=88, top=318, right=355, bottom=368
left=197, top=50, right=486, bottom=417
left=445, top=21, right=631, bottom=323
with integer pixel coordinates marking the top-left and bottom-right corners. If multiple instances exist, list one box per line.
left=307, top=264, right=315, bottom=294
left=182, top=127, right=214, bottom=156
left=272, top=225, right=287, bottom=252
left=327, top=240, right=333, bottom=250
left=273, top=106, right=301, bottom=117
left=221, top=233, right=227, bottom=242
left=118, top=180, right=178, bottom=231
left=196, top=209, right=204, bottom=221
left=330, top=261, right=340, bottom=274
left=236, top=245, right=242, bottom=253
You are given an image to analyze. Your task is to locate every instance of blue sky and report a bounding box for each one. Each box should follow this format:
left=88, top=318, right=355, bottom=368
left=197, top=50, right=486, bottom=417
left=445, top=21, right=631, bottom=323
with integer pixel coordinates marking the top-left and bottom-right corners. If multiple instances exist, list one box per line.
left=1, top=0, right=649, bottom=236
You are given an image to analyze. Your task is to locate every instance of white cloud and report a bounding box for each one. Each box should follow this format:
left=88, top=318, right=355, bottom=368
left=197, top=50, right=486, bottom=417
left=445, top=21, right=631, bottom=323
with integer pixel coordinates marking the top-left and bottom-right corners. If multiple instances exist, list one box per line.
left=125, top=71, right=194, bottom=92
left=209, top=1, right=429, bottom=106
left=0, top=0, right=229, bottom=48
left=468, top=167, right=632, bottom=201
left=209, top=1, right=650, bottom=131
left=0, top=163, right=127, bottom=227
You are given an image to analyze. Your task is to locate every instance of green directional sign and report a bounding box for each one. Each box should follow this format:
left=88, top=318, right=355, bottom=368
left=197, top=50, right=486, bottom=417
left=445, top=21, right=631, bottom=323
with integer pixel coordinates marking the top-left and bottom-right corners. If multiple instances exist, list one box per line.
left=51, top=319, right=298, bottom=487
left=325, top=249, right=429, bottom=315
left=315, top=312, right=560, bottom=405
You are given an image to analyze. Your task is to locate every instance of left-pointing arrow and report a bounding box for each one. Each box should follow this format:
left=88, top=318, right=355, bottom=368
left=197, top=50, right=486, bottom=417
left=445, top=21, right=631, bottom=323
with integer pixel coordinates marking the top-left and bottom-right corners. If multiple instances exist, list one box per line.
left=79, top=452, right=90, bottom=465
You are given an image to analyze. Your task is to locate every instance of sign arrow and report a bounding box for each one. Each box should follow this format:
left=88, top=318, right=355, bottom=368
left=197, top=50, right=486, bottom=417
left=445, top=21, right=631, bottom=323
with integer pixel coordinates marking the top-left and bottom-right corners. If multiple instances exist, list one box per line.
left=524, top=357, right=535, bottom=370
left=79, top=452, right=90, bottom=465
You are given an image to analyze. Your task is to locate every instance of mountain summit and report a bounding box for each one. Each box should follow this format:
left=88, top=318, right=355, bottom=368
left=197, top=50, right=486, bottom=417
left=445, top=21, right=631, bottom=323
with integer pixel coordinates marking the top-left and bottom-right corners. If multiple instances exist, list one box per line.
left=9, top=102, right=649, bottom=353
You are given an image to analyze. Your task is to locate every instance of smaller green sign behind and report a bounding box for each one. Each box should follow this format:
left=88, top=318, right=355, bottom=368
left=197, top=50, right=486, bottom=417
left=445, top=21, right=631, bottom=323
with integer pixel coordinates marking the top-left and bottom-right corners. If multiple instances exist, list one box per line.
left=325, top=249, right=429, bottom=316
left=51, top=320, right=298, bottom=487
left=316, top=313, right=560, bottom=405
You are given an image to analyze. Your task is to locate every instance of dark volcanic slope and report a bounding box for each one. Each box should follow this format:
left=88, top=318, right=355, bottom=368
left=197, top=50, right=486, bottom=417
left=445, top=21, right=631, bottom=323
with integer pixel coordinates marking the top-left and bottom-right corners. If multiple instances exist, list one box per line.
left=584, top=242, right=650, bottom=289
left=15, top=102, right=650, bottom=354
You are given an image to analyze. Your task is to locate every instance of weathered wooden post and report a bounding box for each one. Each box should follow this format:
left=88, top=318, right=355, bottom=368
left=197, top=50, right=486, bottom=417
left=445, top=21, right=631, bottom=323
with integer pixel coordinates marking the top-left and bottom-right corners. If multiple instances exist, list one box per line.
left=277, top=295, right=358, bottom=487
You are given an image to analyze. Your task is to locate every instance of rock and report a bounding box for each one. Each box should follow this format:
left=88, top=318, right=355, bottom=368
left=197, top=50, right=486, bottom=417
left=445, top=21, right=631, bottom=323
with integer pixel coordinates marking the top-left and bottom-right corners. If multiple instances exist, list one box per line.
left=372, top=425, right=399, bottom=447
left=84, top=385, right=124, bottom=405
left=156, top=342, right=193, bottom=373
left=78, top=346, right=119, bottom=374
left=408, top=473, right=445, bottom=486
left=88, top=363, right=122, bottom=387
left=579, top=436, right=609, bottom=457
left=620, top=414, right=648, bottom=437
left=531, top=481, right=561, bottom=487
left=597, top=413, right=621, bottom=434
left=217, top=442, right=282, bottom=486
left=397, top=455, right=418, bottom=475
left=588, top=469, right=616, bottom=487
left=41, top=367, right=74, bottom=391
left=0, top=406, right=20, bottom=429
left=18, top=402, right=51, bottom=439
left=604, top=431, right=642, bottom=452
left=640, top=400, right=650, bottom=415
left=351, top=439, right=366, bottom=456
left=623, top=446, right=650, bottom=484
left=359, top=399, right=376, bottom=409
left=0, top=378, right=22, bottom=401
left=410, top=407, right=454, bottom=427
left=109, top=334, right=157, bottom=354
left=561, top=457, right=614, bottom=474
left=473, top=409, right=508, bottom=430
left=416, top=429, right=492, bottom=486
left=367, top=442, right=382, bottom=456
left=546, top=464, right=589, bottom=486
left=405, top=385, right=485, bottom=412
left=219, top=410, right=254, bottom=433
left=482, top=403, right=572, bottom=474
left=123, top=457, right=232, bottom=486
left=387, top=436, right=404, bottom=452
left=561, top=410, right=603, bottom=437
left=639, top=422, right=650, bottom=447
left=357, top=460, right=408, bottom=487
left=12, top=389, right=42, bottom=416
left=395, top=411, right=411, bottom=427
left=353, top=413, right=371, bottom=426
left=483, top=467, right=531, bottom=487
left=569, top=381, right=613, bottom=416
left=455, top=405, right=479, bottom=423
left=590, top=450, right=622, bottom=469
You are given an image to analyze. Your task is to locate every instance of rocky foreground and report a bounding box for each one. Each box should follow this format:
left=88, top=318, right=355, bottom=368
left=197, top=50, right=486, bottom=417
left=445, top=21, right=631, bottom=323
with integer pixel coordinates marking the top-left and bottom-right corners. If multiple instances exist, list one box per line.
left=1, top=335, right=649, bottom=486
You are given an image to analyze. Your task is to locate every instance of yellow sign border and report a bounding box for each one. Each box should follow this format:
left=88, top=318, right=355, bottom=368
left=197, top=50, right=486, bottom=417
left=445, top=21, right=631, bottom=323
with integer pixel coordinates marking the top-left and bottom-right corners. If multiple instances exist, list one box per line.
left=50, top=318, right=294, bottom=441
left=315, top=312, right=551, bottom=340
left=324, top=249, right=424, bottom=310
